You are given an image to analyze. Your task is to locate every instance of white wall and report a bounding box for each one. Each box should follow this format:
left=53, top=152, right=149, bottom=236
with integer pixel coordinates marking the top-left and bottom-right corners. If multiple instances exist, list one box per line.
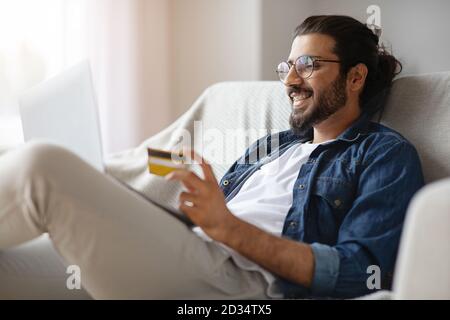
left=258, top=0, right=450, bottom=79
left=87, top=0, right=140, bottom=153
left=260, top=0, right=313, bottom=80
left=136, top=0, right=172, bottom=145
left=171, top=0, right=262, bottom=118
left=165, top=0, right=450, bottom=121
left=3, top=1, right=449, bottom=151
left=310, top=0, right=450, bottom=76
left=87, top=0, right=173, bottom=153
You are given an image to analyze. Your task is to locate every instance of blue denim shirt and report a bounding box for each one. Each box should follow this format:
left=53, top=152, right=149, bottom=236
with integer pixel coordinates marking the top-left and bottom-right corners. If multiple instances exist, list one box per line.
left=218, top=114, right=424, bottom=299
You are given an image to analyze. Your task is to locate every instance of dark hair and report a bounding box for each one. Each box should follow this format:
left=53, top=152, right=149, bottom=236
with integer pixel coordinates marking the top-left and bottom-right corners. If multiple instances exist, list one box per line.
left=294, top=15, right=402, bottom=116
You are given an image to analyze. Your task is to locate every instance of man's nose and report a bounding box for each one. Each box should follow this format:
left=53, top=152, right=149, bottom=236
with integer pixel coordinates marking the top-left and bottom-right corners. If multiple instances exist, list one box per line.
left=284, top=65, right=304, bottom=87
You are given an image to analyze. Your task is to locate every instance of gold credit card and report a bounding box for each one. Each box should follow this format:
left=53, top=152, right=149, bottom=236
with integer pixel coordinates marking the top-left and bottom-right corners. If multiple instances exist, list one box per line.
left=147, top=148, right=185, bottom=176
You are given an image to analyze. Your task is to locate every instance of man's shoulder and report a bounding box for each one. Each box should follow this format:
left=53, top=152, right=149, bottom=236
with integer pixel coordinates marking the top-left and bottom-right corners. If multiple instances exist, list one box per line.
left=358, top=122, right=420, bottom=163
left=363, top=122, right=413, bottom=146
left=366, top=122, right=409, bottom=142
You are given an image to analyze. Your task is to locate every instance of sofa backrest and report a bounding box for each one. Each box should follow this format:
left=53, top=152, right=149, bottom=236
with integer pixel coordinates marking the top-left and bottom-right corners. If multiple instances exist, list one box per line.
left=105, top=81, right=292, bottom=206
left=105, top=73, right=450, bottom=206
left=381, top=72, right=450, bottom=183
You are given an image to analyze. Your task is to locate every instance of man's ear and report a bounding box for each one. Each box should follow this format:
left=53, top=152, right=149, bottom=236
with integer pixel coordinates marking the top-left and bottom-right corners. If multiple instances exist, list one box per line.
left=347, top=63, right=368, bottom=92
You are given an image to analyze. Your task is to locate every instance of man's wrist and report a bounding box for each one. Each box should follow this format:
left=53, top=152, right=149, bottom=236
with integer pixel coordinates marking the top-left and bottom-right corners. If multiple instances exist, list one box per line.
left=213, top=212, right=242, bottom=245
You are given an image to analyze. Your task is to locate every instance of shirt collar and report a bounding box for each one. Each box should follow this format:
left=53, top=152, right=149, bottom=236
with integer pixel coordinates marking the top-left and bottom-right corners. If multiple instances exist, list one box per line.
left=335, top=112, right=372, bottom=142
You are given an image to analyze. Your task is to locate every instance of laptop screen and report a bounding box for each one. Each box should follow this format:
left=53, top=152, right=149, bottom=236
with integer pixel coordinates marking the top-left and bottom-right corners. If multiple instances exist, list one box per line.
left=19, top=61, right=104, bottom=172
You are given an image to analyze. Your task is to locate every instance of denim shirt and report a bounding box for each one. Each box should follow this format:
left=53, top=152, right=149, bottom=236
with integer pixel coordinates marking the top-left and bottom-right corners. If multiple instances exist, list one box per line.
left=218, top=114, right=424, bottom=299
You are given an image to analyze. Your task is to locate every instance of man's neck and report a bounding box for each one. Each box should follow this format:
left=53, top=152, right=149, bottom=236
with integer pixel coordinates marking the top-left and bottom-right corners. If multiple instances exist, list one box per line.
left=312, top=104, right=361, bottom=144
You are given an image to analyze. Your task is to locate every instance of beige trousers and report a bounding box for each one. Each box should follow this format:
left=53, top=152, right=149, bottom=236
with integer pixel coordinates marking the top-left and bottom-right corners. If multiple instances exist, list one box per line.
left=0, top=142, right=268, bottom=299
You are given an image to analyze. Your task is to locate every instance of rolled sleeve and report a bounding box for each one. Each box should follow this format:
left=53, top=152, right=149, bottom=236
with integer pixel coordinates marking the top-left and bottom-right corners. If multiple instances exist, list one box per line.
left=310, top=243, right=340, bottom=296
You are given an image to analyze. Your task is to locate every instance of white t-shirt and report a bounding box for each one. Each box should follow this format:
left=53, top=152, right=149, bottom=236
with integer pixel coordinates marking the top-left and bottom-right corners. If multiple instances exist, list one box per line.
left=193, top=140, right=325, bottom=297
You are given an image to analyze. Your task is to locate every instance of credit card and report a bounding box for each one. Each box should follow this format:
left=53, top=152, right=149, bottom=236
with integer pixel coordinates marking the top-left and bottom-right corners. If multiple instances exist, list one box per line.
left=147, top=148, right=186, bottom=176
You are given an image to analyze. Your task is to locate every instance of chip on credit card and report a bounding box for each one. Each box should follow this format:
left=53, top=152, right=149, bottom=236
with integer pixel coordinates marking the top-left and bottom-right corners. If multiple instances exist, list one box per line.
left=147, top=148, right=186, bottom=176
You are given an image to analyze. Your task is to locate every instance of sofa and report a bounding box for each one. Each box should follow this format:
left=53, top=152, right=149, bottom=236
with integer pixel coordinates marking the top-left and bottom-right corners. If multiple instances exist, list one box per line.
left=1, top=72, right=449, bottom=299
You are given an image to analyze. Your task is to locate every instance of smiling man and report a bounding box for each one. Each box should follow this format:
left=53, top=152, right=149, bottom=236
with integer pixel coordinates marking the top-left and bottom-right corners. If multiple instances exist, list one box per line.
left=167, top=15, right=425, bottom=298
left=0, top=15, right=424, bottom=299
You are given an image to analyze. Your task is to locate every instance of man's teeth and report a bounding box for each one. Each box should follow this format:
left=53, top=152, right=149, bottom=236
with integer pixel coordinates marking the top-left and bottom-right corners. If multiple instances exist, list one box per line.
left=292, top=92, right=312, bottom=101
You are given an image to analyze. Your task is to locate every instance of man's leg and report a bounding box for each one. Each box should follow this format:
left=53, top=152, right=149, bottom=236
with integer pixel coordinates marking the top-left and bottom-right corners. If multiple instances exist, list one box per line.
left=0, top=142, right=268, bottom=299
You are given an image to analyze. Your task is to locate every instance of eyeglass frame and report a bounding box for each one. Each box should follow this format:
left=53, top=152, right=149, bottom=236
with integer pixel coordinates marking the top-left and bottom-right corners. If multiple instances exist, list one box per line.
left=276, top=55, right=341, bottom=82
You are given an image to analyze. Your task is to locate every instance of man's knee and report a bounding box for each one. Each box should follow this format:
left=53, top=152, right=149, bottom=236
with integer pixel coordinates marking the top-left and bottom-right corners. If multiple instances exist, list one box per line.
left=17, top=141, right=75, bottom=181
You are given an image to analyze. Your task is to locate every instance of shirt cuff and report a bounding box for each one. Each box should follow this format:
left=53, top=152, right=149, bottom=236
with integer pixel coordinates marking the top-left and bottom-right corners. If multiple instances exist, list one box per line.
left=310, top=242, right=340, bottom=296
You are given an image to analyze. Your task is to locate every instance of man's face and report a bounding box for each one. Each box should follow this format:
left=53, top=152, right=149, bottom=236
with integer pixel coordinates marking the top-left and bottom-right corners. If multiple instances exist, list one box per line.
left=285, top=34, right=347, bottom=134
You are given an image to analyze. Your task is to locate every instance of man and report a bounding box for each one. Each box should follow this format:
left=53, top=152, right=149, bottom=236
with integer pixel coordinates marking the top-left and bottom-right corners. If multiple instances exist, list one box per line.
left=0, top=15, right=423, bottom=299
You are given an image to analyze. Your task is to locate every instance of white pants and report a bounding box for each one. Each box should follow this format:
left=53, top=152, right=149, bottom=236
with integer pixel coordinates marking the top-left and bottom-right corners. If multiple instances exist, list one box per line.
left=0, top=142, right=268, bottom=299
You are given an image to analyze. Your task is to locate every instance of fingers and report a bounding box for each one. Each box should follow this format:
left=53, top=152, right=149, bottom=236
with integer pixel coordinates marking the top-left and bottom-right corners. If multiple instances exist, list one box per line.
left=179, top=202, right=199, bottom=216
left=179, top=191, right=199, bottom=205
left=166, top=170, right=207, bottom=193
left=183, top=148, right=217, bottom=183
left=200, top=160, right=217, bottom=183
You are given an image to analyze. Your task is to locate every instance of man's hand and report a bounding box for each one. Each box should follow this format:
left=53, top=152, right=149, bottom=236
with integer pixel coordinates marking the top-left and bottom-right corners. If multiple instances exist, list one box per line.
left=165, top=150, right=236, bottom=241
left=166, top=149, right=315, bottom=288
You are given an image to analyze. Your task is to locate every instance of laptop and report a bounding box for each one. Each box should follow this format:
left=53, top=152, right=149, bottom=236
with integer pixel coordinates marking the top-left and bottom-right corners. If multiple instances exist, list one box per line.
left=19, top=61, right=193, bottom=226
left=19, top=61, right=104, bottom=171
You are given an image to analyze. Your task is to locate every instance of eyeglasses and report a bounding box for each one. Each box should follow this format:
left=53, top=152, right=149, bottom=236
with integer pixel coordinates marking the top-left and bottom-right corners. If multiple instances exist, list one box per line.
left=276, top=55, right=341, bottom=82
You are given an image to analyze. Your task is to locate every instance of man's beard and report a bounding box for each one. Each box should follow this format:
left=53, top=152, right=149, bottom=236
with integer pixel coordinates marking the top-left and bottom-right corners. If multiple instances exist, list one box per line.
left=289, top=73, right=347, bottom=135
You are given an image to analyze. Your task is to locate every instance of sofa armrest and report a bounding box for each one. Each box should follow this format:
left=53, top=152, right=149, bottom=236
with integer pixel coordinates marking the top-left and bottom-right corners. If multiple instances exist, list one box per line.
left=393, top=178, right=450, bottom=299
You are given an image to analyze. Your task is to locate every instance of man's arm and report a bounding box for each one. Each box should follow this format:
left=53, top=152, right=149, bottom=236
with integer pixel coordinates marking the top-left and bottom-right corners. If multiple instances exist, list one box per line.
left=166, top=151, right=315, bottom=288
left=220, top=214, right=315, bottom=288
left=167, top=141, right=424, bottom=298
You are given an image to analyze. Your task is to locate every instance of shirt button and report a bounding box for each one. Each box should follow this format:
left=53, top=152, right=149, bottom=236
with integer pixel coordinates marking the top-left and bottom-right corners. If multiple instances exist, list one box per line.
left=289, top=221, right=297, bottom=228
left=334, top=199, right=342, bottom=207
left=299, top=184, right=305, bottom=190
left=222, top=180, right=230, bottom=186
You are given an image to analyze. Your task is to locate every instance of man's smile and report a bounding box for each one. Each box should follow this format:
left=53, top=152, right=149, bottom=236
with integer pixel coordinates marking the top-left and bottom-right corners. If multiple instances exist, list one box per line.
left=290, top=90, right=313, bottom=108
